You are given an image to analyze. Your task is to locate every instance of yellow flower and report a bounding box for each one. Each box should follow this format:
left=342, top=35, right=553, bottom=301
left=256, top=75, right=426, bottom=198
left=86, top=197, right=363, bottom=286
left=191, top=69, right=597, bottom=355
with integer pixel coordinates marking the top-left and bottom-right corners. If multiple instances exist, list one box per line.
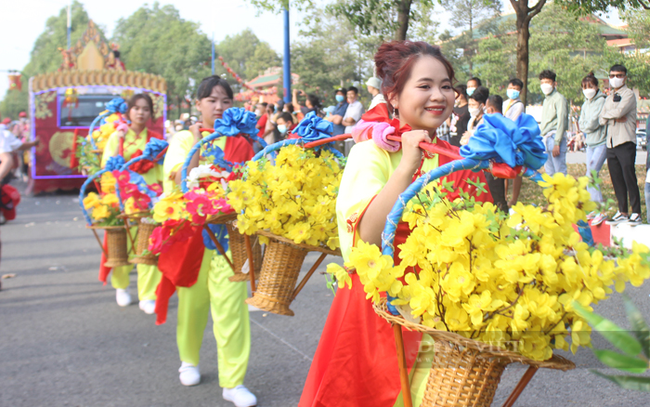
left=83, top=192, right=100, bottom=209
left=101, top=193, right=119, bottom=207
left=92, top=204, right=110, bottom=220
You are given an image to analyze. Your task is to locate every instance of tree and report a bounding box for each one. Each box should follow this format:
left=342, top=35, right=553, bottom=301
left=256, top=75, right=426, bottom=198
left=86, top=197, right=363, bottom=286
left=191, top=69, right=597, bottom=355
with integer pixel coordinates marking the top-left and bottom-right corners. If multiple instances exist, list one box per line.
left=328, top=0, right=437, bottom=41
left=291, top=7, right=373, bottom=104
left=0, top=1, right=96, bottom=119
left=112, top=3, right=212, bottom=119
left=440, top=0, right=501, bottom=75
left=215, top=29, right=280, bottom=81
left=509, top=0, right=548, bottom=106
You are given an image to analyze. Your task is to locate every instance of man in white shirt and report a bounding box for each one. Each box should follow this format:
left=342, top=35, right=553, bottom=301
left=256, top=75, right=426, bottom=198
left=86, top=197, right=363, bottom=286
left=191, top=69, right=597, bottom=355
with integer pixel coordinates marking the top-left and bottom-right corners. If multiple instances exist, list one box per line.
left=342, top=86, right=365, bottom=134
left=366, top=77, right=386, bottom=111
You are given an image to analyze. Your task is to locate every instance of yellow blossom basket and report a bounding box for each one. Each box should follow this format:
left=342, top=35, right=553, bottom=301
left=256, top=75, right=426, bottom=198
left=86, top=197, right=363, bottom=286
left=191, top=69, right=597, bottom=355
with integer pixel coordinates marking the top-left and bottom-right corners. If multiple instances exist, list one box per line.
left=233, top=136, right=347, bottom=316
left=373, top=298, right=575, bottom=407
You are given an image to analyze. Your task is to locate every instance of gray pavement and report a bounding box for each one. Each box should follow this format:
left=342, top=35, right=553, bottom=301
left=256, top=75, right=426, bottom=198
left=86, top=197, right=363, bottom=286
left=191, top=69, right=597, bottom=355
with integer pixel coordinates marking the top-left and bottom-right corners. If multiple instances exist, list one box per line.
left=2, top=185, right=650, bottom=407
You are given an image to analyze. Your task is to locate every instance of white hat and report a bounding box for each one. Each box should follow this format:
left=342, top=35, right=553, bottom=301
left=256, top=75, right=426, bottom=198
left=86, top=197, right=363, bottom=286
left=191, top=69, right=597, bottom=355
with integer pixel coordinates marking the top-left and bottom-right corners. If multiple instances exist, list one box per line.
left=366, top=77, right=382, bottom=90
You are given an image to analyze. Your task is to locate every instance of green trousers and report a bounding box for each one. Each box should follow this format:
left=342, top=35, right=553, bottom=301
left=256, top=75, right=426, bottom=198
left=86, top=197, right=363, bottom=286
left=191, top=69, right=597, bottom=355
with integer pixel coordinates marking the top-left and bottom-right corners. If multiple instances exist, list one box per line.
left=393, top=334, right=435, bottom=407
left=176, top=249, right=251, bottom=388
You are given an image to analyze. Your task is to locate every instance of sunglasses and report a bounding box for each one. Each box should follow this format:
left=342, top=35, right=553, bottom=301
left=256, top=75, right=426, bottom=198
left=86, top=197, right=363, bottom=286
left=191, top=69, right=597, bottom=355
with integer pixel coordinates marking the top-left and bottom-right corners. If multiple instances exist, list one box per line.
left=609, top=73, right=626, bottom=79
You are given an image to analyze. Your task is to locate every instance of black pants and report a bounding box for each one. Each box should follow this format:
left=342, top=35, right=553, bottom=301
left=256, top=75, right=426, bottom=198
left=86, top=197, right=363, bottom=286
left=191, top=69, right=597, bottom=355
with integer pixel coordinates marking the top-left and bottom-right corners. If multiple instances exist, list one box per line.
left=607, top=142, right=641, bottom=214
left=485, top=173, right=508, bottom=213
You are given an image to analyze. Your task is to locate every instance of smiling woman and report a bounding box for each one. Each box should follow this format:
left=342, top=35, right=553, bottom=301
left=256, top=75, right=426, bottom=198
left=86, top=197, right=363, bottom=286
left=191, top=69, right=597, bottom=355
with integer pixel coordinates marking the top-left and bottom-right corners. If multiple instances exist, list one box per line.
left=299, top=41, right=493, bottom=407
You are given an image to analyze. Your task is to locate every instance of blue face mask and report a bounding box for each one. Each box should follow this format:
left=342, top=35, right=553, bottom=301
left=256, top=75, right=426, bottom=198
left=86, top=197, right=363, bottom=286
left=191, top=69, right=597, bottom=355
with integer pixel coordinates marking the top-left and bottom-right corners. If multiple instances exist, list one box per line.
left=507, top=89, right=520, bottom=100
left=466, top=87, right=476, bottom=96
left=335, top=95, right=345, bottom=103
left=277, top=124, right=287, bottom=134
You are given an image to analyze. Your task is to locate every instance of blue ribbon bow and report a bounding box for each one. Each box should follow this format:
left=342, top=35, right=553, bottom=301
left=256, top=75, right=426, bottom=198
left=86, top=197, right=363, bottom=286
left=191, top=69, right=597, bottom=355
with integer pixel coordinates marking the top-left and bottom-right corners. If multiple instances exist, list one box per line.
left=142, top=138, right=169, bottom=164
left=213, top=107, right=258, bottom=137
left=291, top=111, right=333, bottom=143
left=105, top=98, right=128, bottom=114
left=459, top=113, right=547, bottom=170
left=105, top=155, right=126, bottom=171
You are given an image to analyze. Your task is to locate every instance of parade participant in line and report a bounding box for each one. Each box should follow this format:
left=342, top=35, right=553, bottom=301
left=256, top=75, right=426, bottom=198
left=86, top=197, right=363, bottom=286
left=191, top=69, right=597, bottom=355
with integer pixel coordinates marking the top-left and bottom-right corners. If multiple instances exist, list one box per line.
left=161, top=76, right=256, bottom=407
left=101, top=94, right=164, bottom=313
left=300, top=41, right=492, bottom=407
left=578, top=72, right=607, bottom=226
left=539, top=69, right=569, bottom=176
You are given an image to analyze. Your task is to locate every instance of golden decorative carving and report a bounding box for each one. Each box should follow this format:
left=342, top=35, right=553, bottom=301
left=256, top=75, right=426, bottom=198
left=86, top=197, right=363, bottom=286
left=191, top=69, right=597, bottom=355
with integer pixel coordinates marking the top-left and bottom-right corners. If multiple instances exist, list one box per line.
left=30, top=69, right=166, bottom=93
left=34, top=91, right=57, bottom=120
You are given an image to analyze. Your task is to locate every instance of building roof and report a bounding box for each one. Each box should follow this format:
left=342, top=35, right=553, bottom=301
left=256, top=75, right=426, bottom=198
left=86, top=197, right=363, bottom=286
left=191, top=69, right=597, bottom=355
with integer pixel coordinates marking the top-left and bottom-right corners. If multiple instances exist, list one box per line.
left=247, top=68, right=299, bottom=89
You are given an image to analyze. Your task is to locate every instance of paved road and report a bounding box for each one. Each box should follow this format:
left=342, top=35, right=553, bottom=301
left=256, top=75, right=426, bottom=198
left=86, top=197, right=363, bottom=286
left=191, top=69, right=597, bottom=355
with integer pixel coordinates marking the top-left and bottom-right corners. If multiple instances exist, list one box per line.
left=2, top=186, right=650, bottom=407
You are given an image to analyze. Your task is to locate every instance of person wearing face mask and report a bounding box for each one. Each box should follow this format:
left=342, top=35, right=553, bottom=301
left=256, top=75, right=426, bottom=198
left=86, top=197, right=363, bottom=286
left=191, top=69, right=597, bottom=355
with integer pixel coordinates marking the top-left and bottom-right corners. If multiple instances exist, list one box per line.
left=460, top=85, right=489, bottom=146
left=465, top=77, right=481, bottom=98
left=578, top=72, right=607, bottom=226
left=502, top=78, right=525, bottom=206
left=504, top=78, right=525, bottom=121
left=539, top=70, right=569, bottom=176
left=599, top=64, right=641, bottom=225
left=325, top=88, right=348, bottom=136
left=276, top=112, right=296, bottom=140
left=342, top=86, right=365, bottom=133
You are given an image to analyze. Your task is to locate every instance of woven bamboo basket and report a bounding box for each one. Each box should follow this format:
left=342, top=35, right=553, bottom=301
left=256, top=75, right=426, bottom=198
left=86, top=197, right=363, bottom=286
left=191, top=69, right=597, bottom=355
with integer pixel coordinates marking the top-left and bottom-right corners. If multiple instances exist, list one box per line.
left=130, top=220, right=158, bottom=266
left=227, top=223, right=262, bottom=282
left=245, top=236, right=308, bottom=316
left=373, top=299, right=575, bottom=407
left=103, top=227, right=130, bottom=267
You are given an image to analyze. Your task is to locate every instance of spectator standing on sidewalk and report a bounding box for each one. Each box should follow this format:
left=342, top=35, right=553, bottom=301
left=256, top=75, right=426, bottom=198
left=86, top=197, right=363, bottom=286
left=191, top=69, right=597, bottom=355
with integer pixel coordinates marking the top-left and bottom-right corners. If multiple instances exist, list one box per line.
left=578, top=72, right=607, bottom=226
left=539, top=70, right=569, bottom=176
left=325, top=88, right=348, bottom=136
left=599, top=64, right=641, bottom=225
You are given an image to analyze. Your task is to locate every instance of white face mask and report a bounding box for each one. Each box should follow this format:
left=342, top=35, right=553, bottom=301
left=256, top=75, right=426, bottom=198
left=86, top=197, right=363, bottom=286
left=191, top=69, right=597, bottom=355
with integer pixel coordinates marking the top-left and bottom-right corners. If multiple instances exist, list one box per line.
left=468, top=107, right=481, bottom=117
left=540, top=83, right=554, bottom=95
left=466, top=87, right=476, bottom=96
left=277, top=124, right=287, bottom=134
left=582, top=88, right=597, bottom=100
left=609, top=77, right=625, bottom=89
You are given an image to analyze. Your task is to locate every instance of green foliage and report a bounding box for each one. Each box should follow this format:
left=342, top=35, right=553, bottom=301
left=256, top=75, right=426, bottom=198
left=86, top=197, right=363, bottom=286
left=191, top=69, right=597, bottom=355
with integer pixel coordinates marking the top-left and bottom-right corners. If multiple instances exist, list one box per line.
left=0, top=1, right=94, bottom=119
left=557, top=0, right=650, bottom=14
left=440, top=0, right=501, bottom=76
left=112, top=3, right=212, bottom=116
left=327, top=0, right=436, bottom=41
left=244, top=0, right=313, bottom=14
left=215, top=28, right=280, bottom=81
left=573, top=297, right=650, bottom=392
left=291, top=6, right=378, bottom=105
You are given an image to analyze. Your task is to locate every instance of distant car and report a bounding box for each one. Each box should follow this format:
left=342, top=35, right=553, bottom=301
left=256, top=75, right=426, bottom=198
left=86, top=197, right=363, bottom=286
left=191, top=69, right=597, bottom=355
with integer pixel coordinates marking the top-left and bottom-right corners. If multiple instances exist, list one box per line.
left=636, top=130, right=647, bottom=151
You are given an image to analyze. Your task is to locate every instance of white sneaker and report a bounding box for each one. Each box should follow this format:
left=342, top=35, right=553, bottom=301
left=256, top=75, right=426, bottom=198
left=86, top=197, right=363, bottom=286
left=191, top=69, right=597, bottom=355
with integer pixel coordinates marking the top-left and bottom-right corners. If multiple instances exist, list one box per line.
left=139, top=300, right=156, bottom=314
left=223, top=385, right=257, bottom=407
left=179, top=362, right=200, bottom=386
left=115, top=288, right=132, bottom=307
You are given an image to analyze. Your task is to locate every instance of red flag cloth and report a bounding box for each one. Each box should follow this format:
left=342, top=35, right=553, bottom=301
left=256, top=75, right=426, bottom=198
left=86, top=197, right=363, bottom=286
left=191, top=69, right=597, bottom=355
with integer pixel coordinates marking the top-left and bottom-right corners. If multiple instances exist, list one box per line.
left=299, top=112, right=493, bottom=407
left=98, top=233, right=111, bottom=284
left=154, top=224, right=205, bottom=325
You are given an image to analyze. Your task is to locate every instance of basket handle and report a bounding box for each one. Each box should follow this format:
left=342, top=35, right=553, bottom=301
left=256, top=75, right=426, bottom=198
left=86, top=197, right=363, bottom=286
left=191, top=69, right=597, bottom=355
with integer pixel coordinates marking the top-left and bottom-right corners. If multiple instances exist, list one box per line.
left=87, top=112, right=108, bottom=150
left=180, top=131, right=236, bottom=193
left=78, top=167, right=111, bottom=226
left=250, top=135, right=347, bottom=162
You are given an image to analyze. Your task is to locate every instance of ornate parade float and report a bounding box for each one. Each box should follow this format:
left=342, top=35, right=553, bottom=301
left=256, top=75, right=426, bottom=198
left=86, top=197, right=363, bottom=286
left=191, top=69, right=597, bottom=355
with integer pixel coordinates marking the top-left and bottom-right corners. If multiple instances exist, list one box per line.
left=28, top=20, right=166, bottom=193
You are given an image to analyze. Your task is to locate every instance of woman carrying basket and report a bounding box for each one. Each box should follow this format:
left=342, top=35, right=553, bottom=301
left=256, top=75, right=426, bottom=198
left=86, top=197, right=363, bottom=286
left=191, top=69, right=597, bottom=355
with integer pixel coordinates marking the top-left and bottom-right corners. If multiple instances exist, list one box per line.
left=100, top=93, right=164, bottom=313
left=159, top=76, right=257, bottom=407
left=299, top=41, right=494, bottom=407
